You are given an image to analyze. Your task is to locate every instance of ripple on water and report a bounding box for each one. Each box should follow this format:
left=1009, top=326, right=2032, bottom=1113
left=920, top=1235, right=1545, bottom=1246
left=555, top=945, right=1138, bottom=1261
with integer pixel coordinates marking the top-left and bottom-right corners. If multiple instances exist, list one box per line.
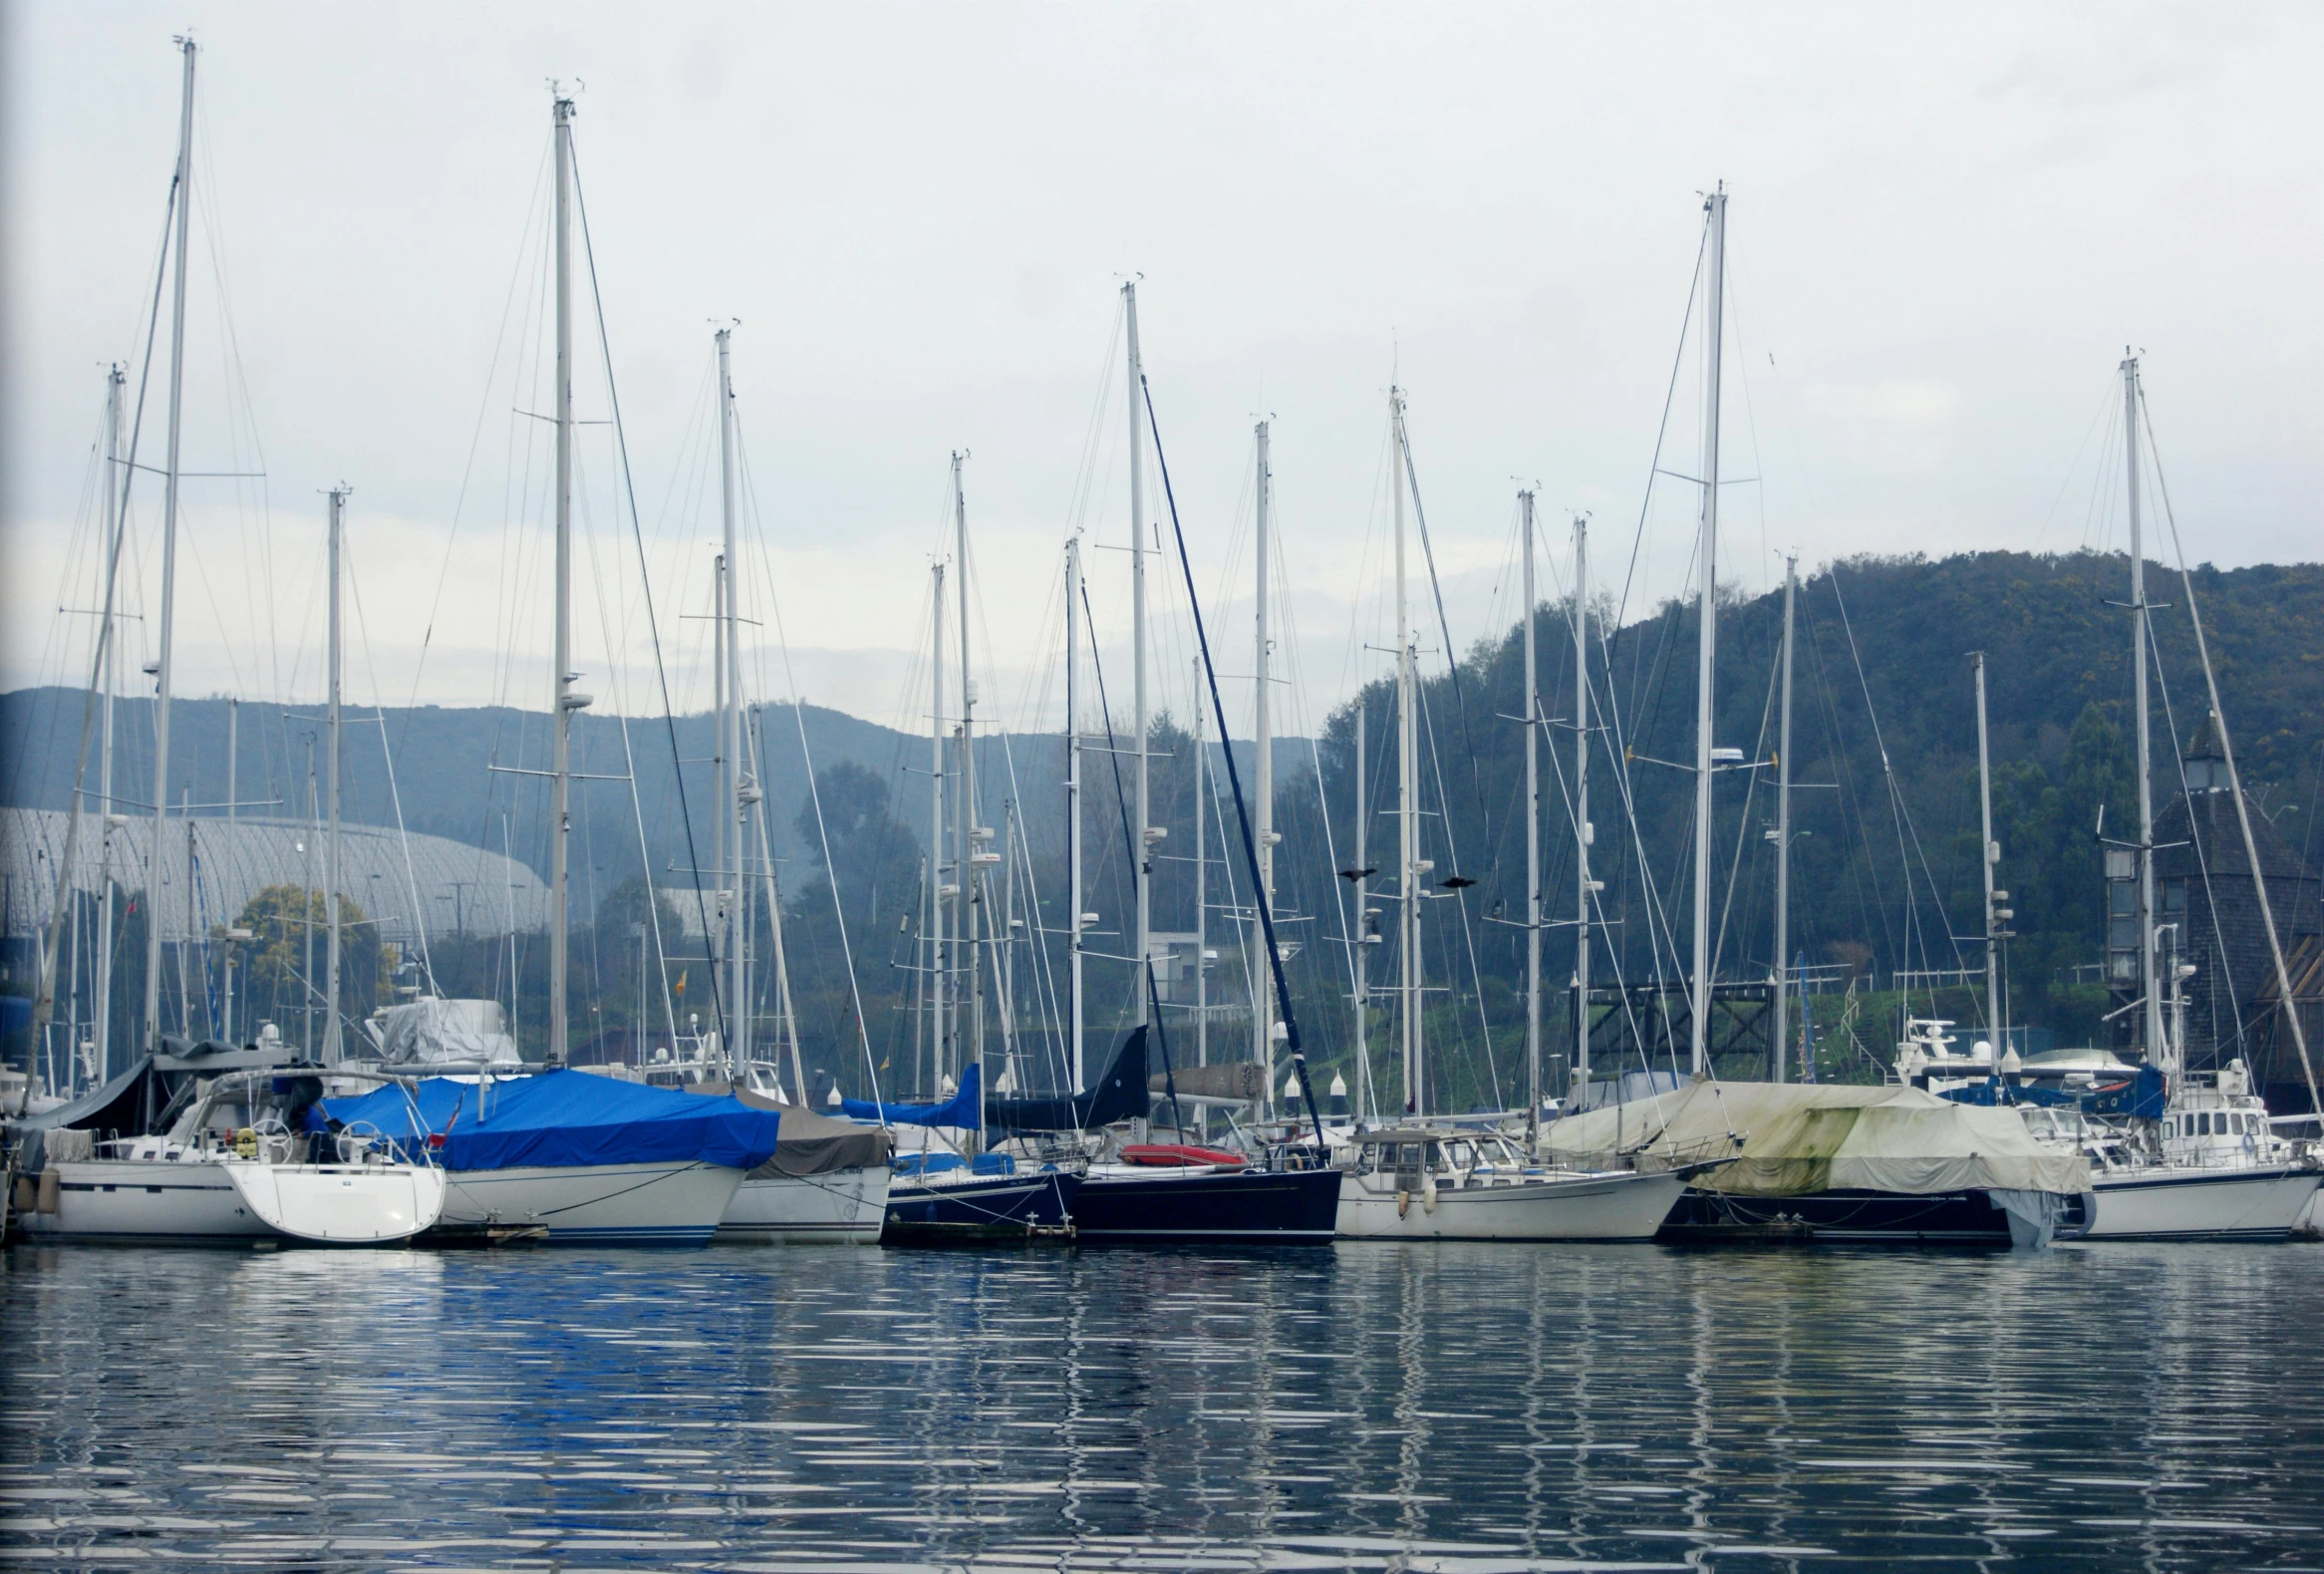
left=4, top=1242, right=2323, bottom=1570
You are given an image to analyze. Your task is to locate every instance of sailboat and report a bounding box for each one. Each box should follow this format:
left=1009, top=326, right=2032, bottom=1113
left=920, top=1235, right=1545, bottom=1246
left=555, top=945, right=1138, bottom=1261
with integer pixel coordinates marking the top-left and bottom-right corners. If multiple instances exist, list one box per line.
left=683, top=326, right=894, bottom=1244
left=1332, top=392, right=1690, bottom=1242
left=1064, top=382, right=1341, bottom=1243
left=1549, top=188, right=2085, bottom=1248
left=11, top=44, right=444, bottom=1250
left=288, top=91, right=789, bottom=1248
left=1908, top=356, right=2321, bottom=1242
left=875, top=453, right=1082, bottom=1242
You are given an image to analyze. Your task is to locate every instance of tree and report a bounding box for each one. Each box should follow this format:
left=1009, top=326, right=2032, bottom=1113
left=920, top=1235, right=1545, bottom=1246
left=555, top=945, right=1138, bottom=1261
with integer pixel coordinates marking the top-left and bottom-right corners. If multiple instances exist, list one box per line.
left=230, top=884, right=388, bottom=1044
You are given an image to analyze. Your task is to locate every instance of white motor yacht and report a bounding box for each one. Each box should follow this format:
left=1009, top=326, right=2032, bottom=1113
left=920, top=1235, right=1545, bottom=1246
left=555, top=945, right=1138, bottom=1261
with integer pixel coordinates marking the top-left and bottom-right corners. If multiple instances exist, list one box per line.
left=2016, top=1063, right=2321, bottom=1242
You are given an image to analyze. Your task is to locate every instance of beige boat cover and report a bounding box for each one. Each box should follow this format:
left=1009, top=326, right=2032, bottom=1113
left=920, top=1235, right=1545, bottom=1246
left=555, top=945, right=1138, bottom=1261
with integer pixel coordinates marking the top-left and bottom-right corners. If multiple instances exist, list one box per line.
left=1544, top=1080, right=2090, bottom=1197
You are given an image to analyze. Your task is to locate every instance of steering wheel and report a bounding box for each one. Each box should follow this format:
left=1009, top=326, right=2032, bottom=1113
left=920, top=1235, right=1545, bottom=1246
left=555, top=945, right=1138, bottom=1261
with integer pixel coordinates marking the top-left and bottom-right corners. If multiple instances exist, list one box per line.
left=250, top=1114, right=295, bottom=1165
left=337, top=1119, right=388, bottom=1165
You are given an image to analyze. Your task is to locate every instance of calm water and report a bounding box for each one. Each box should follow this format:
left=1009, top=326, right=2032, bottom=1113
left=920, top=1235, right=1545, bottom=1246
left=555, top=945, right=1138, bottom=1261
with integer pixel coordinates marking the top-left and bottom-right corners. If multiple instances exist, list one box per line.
left=4, top=1241, right=2320, bottom=1572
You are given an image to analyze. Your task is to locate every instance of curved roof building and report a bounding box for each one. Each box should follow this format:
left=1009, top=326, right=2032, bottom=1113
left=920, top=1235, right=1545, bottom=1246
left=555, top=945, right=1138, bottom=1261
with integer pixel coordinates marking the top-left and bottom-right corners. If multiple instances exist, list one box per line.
left=2, top=808, right=550, bottom=946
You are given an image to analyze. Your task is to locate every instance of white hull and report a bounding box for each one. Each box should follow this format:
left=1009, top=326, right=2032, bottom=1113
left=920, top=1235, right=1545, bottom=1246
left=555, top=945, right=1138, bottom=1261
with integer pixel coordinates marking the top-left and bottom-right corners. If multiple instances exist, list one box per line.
left=717, top=1167, right=891, bottom=1244
left=2081, top=1163, right=2321, bottom=1242
left=437, top=1161, right=743, bottom=1244
left=15, top=1159, right=272, bottom=1244
left=225, top=1161, right=447, bottom=1245
left=1336, top=1167, right=1686, bottom=1241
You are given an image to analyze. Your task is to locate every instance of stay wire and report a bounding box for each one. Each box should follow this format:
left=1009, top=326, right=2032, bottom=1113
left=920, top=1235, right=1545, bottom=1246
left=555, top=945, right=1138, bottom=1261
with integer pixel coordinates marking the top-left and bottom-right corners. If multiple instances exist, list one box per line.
left=570, top=140, right=726, bottom=1042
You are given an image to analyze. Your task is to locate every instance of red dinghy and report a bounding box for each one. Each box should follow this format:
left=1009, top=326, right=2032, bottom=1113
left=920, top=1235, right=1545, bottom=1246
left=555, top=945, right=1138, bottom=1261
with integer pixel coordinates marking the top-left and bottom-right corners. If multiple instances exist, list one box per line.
left=1117, top=1143, right=1248, bottom=1170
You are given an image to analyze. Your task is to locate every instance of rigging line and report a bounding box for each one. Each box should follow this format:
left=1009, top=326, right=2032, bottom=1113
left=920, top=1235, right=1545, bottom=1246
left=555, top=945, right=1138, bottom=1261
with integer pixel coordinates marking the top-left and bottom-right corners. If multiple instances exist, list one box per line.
left=1585, top=614, right=1690, bottom=1038
left=1613, top=210, right=1712, bottom=636
left=2148, top=638, right=2244, bottom=1060
left=2031, top=374, right=2122, bottom=558
left=1536, top=608, right=1661, bottom=1084
left=1411, top=666, right=1503, bottom=1109
left=578, top=447, right=681, bottom=1051
left=1826, top=563, right=1968, bottom=986
left=1397, top=431, right=1494, bottom=878
left=22, top=178, right=174, bottom=977
left=994, top=731, right=1069, bottom=1087
left=569, top=142, right=725, bottom=1043
left=2142, top=387, right=2324, bottom=1112
left=1709, top=618, right=1784, bottom=985
left=343, top=535, right=437, bottom=994
left=401, top=139, right=555, bottom=734
left=1801, top=595, right=1893, bottom=973
left=193, top=119, right=284, bottom=717
left=1144, top=375, right=1326, bottom=1138
left=1080, top=574, right=1145, bottom=1029
left=726, top=417, right=886, bottom=1109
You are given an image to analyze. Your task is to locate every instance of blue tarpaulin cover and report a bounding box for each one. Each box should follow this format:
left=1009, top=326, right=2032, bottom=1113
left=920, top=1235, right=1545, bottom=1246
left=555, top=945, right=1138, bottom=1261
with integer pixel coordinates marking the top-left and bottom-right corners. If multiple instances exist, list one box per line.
left=843, top=1065, right=981, bottom=1128
left=317, top=1070, right=782, bottom=1172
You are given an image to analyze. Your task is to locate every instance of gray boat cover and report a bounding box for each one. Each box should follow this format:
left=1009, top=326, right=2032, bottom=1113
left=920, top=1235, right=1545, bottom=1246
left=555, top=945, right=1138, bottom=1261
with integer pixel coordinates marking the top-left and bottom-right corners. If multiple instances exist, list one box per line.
left=1544, top=1079, right=2090, bottom=1197
left=1150, top=1061, right=1269, bottom=1103
left=723, top=1086, right=892, bottom=1176
left=5, top=1055, right=161, bottom=1144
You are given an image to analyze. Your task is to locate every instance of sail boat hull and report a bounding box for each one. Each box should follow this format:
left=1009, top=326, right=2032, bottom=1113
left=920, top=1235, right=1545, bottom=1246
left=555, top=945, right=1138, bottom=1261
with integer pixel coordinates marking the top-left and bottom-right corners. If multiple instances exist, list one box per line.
left=2079, top=1163, right=2320, bottom=1242
left=17, top=1158, right=272, bottom=1244
left=434, top=1161, right=744, bottom=1245
left=882, top=1170, right=1081, bottom=1242
left=1335, top=1167, right=1685, bottom=1242
left=224, top=1160, right=446, bottom=1245
left=719, top=1167, right=891, bottom=1244
left=1073, top=1165, right=1342, bottom=1243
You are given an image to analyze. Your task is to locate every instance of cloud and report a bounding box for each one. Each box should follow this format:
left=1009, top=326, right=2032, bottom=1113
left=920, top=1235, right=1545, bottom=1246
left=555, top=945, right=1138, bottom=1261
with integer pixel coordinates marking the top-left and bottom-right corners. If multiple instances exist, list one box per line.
left=7, top=1, right=2320, bottom=739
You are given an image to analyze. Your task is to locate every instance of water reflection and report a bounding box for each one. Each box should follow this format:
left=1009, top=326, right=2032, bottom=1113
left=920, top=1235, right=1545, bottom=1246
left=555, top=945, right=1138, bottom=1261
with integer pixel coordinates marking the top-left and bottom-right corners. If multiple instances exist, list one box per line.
left=4, top=1241, right=2319, bottom=1570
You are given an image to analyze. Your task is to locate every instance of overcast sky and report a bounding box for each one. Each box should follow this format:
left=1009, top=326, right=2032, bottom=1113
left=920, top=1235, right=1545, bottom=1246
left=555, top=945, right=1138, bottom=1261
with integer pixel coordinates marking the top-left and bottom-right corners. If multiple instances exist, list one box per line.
left=6, top=2, right=2319, bottom=745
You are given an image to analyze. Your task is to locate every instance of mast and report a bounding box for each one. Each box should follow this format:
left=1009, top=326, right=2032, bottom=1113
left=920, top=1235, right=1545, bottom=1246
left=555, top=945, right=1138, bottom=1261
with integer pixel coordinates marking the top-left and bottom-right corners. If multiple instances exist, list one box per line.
left=547, top=88, right=579, bottom=1070
left=1353, top=704, right=1369, bottom=1120
left=713, top=554, right=729, bottom=1061
left=1521, top=489, right=1541, bottom=1147
left=1572, top=512, right=1592, bottom=1102
left=1392, top=387, right=1421, bottom=1115
left=1973, top=649, right=2000, bottom=1070
left=1193, top=655, right=1207, bottom=1071
left=1065, top=537, right=1084, bottom=1088
left=144, top=37, right=196, bottom=1057
left=324, top=486, right=345, bottom=1065
left=1689, top=184, right=1727, bottom=1079
left=1124, top=282, right=1152, bottom=1026
left=1253, top=420, right=1275, bottom=1092
left=97, top=364, right=124, bottom=1078
left=223, top=697, right=236, bottom=1043
left=747, top=709, right=806, bottom=1100
left=303, top=739, right=316, bottom=1055
left=2124, top=353, right=2163, bottom=1073
left=1774, top=552, right=1796, bottom=1080
left=717, top=327, right=746, bottom=1075
left=929, top=560, right=947, bottom=1093
left=953, top=452, right=984, bottom=1147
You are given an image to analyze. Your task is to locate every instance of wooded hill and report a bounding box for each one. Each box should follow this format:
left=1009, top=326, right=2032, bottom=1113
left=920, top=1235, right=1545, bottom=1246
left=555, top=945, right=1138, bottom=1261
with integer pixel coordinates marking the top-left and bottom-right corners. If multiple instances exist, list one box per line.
left=7, top=550, right=2319, bottom=1107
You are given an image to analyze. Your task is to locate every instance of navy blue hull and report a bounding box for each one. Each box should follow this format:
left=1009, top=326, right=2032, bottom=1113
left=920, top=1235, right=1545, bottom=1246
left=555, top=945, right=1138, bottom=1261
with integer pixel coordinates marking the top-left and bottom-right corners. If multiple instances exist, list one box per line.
left=882, top=1171, right=1081, bottom=1243
left=1659, top=1186, right=2017, bottom=1247
left=1072, top=1167, right=1342, bottom=1243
